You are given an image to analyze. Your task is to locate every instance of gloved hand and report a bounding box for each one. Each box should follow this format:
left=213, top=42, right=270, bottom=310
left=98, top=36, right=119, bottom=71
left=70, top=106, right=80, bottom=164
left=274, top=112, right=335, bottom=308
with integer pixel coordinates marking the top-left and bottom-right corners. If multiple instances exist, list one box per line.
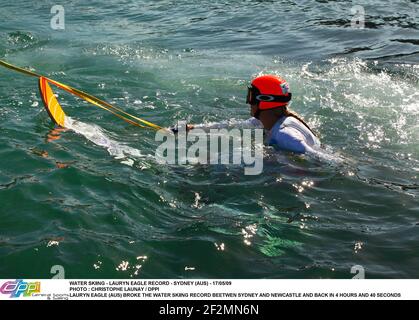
left=169, top=125, right=179, bottom=134
left=169, top=124, right=194, bottom=134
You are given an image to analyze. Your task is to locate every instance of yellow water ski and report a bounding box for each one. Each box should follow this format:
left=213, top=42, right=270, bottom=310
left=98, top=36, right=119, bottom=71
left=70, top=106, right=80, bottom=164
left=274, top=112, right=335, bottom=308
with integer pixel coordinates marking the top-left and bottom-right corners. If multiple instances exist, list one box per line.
left=0, top=59, right=163, bottom=131
left=39, top=77, right=66, bottom=127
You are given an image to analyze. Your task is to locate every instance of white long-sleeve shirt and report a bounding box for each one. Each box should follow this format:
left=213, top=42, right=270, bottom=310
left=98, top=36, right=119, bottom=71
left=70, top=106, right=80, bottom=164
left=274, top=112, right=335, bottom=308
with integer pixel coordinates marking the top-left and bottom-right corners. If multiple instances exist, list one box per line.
left=194, top=116, right=320, bottom=154
left=194, top=117, right=263, bottom=130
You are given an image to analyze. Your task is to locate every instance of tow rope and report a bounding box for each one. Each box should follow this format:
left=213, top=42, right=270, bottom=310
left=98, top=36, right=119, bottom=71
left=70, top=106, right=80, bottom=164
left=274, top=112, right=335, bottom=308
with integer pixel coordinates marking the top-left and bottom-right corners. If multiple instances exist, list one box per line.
left=0, top=59, right=163, bottom=130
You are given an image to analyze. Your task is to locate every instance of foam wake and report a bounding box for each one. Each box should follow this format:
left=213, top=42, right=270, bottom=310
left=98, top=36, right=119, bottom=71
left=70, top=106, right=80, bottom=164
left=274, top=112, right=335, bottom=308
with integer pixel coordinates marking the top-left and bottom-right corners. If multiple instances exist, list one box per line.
left=64, top=117, right=145, bottom=166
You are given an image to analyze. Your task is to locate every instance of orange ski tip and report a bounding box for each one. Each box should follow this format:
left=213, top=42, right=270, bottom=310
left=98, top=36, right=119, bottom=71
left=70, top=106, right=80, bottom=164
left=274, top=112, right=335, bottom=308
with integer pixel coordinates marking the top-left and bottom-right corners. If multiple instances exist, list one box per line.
left=38, top=77, right=67, bottom=127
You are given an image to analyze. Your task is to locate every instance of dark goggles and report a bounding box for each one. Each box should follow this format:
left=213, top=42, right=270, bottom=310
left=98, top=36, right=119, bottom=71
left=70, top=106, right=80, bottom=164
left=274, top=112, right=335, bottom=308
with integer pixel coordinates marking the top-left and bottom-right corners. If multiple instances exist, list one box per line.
left=246, top=86, right=292, bottom=105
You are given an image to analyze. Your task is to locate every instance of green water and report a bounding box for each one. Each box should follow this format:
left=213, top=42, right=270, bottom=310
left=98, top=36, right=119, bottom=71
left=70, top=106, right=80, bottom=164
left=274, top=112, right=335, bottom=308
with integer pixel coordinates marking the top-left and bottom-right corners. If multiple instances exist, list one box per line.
left=0, top=1, right=418, bottom=279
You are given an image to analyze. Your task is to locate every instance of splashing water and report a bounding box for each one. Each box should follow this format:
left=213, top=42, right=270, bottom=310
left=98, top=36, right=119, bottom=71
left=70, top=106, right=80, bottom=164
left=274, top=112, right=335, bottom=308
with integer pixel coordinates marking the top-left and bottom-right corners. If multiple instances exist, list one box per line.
left=65, top=117, right=146, bottom=166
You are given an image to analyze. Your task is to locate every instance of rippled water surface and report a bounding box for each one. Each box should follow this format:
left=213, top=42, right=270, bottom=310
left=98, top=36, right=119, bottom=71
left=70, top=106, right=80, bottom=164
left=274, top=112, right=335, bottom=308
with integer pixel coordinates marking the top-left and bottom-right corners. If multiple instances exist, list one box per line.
left=0, top=0, right=418, bottom=278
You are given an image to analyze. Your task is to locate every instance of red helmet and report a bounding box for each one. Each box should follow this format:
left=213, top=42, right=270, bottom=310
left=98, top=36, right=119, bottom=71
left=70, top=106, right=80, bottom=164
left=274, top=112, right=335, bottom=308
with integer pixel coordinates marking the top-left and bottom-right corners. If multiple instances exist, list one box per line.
left=246, top=75, right=292, bottom=110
